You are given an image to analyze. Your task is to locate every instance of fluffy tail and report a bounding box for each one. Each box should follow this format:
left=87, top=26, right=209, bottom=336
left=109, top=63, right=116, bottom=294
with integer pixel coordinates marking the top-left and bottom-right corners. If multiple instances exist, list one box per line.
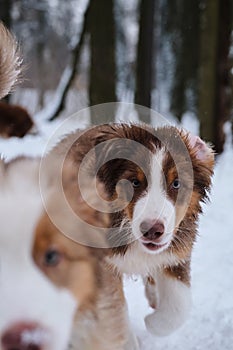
left=0, top=22, right=21, bottom=100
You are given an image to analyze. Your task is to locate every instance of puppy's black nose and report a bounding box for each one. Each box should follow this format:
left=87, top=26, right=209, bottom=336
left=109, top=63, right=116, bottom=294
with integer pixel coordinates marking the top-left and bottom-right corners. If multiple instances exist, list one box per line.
left=1, top=322, right=42, bottom=350
left=140, top=220, right=165, bottom=241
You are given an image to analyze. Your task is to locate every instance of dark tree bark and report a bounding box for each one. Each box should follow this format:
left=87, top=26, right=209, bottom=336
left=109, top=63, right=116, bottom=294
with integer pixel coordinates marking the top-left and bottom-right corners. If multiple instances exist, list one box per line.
left=135, top=0, right=156, bottom=123
left=198, top=0, right=219, bottom=148
left=214, top=0, right=232, bottom=153
left=198, top=0, right=232, bottom=154
left=35, top=3, right=48, bottom=109
left=0, top=0, right=11, bottom=27
left=87, top=0, right=116, bottom=124
left=168, top=0, right=200, bottom=121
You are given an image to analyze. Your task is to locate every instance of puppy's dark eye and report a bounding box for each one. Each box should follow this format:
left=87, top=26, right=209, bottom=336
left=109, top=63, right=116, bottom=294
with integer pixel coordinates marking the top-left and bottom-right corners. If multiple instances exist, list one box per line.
left=44, top=249, right=62, bottom=267
left=131, top=179, right=141, bottom=188
left=172, top=179, right=180, bottom=190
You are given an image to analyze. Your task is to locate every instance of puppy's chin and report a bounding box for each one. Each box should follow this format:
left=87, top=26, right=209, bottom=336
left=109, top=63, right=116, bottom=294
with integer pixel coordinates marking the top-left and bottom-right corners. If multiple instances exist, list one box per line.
left=132, top=227, right=173, bottom=256
left=139, top=239, right=171, bottom=255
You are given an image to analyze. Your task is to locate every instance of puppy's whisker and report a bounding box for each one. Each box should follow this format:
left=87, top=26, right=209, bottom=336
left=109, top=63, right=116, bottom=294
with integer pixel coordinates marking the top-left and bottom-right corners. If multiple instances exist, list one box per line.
left=172, top=234, right=192, bottom=252
left=119, top=217, right=131, bottom=232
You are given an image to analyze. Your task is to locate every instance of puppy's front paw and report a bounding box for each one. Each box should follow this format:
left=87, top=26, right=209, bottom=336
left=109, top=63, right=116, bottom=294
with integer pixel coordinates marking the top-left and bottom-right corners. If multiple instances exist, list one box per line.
left=144, top=308, right=185, bottom=336
left=144, top=282, right=192, bottom=336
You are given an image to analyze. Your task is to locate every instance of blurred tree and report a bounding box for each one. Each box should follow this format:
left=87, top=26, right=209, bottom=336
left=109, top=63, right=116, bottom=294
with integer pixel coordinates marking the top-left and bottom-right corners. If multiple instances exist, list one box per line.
left=215, top=0, right=232, bottom=152
left=198, top=0, right=232, bottom=153
left=11, top=0, right=72, bottom=101
left=198, top=0, right=219, bottom=149
left=135, top=0, right=156, bottom=123
left=164, top=0, right=200, bottom=121
left=48, top=3, right=90, bottom=121
left=114, top=0, right=139, bottom=103
left=87, top=0, right=116, bottom=123
left=0, top=0, right=12, bottom=28
left=35, top=1, right=49, bottom=108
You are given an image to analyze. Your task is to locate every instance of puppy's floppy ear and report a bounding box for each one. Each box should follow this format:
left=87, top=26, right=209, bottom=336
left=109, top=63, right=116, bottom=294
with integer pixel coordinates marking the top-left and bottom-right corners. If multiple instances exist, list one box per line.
left=180, top=129, right=215, bottom=169
left=187, top=134, right=215, bottom=164
left=182, top=131, right=215, bottom=200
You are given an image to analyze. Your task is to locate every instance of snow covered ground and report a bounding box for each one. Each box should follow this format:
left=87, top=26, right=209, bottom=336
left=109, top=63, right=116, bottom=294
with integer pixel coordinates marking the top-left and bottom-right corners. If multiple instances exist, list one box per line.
left=0, top=112, right=232, bottom=349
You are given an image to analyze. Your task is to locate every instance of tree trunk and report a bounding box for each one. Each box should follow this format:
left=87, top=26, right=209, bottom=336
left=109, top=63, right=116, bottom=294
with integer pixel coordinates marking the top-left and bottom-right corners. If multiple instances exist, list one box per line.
left=214, top=0, right=232, bottom=153
left=34, top=3, right=90, bottom=122
left=135, top=0, right=156, bottom=123
left=0, top=0, right=11, bottom=27
left=48, top=4, right=90, bottom=121
left=198, top=0, right=232, bottom=154
left=169, top=0, right=200, bottom=121
left=198, top=0, right=219, bottom=148
left=88, top=0, right=116, bottom=124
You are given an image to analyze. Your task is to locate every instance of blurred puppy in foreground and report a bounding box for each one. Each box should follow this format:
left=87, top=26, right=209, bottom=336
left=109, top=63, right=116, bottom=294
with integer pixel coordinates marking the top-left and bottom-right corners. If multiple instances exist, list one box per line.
left=0, top=157, right=137, bottom=350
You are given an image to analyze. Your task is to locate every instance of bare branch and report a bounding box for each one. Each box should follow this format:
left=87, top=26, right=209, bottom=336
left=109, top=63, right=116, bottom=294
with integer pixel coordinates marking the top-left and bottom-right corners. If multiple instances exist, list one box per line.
left=35, top=1, right=90, bottom=122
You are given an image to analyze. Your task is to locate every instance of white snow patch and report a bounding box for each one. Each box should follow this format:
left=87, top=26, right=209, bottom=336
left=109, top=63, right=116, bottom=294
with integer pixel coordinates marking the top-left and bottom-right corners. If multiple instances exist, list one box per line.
left=181, top=111, right=200, bottom=136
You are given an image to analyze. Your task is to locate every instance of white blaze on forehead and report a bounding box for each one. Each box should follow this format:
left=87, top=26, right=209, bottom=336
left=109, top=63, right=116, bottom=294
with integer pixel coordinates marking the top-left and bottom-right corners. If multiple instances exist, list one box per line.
left=0, top=159, right=77, bottom=350
left=132, top=148, right=176, bottom=245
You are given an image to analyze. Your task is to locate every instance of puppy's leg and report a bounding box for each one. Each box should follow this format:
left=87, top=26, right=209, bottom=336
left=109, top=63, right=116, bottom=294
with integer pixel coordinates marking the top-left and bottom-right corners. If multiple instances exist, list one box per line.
left=124, top=328, right=140, bottom=350
left=144, top=262, right=192, bottom=336
left=96, top=265, right=140, bottom=350
left=100, top=298, right=140, bottom=350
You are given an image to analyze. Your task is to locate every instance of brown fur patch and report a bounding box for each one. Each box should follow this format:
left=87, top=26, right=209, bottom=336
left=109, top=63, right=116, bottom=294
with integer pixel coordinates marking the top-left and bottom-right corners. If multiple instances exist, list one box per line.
left=33, top=212, right=103, bottom=312
left=147, top=275, right=156, bottom=285
left=0, top=102, right=33, bottom=138
left=164, top=261, right=191, bottom=286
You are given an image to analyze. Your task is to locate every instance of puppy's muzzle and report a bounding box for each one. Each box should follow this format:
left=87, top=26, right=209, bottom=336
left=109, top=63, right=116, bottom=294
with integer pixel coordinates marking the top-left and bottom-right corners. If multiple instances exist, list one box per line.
left=1, top=322, right=48, bottom=350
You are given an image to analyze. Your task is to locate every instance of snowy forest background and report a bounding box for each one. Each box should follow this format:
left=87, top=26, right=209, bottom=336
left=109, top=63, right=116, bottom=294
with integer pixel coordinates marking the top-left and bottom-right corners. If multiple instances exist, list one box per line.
left=0, top=0, right=233, bottom=154
left=1, top=1, right=233, bottom=349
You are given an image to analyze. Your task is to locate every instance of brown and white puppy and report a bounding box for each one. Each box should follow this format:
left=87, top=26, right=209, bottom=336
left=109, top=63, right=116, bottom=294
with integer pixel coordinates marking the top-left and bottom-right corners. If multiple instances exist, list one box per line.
left=0, top=157, right=137, bottom=350
left=51, top=123, right=214, bottom=336
left=0, top=102, right=34, bottom=138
